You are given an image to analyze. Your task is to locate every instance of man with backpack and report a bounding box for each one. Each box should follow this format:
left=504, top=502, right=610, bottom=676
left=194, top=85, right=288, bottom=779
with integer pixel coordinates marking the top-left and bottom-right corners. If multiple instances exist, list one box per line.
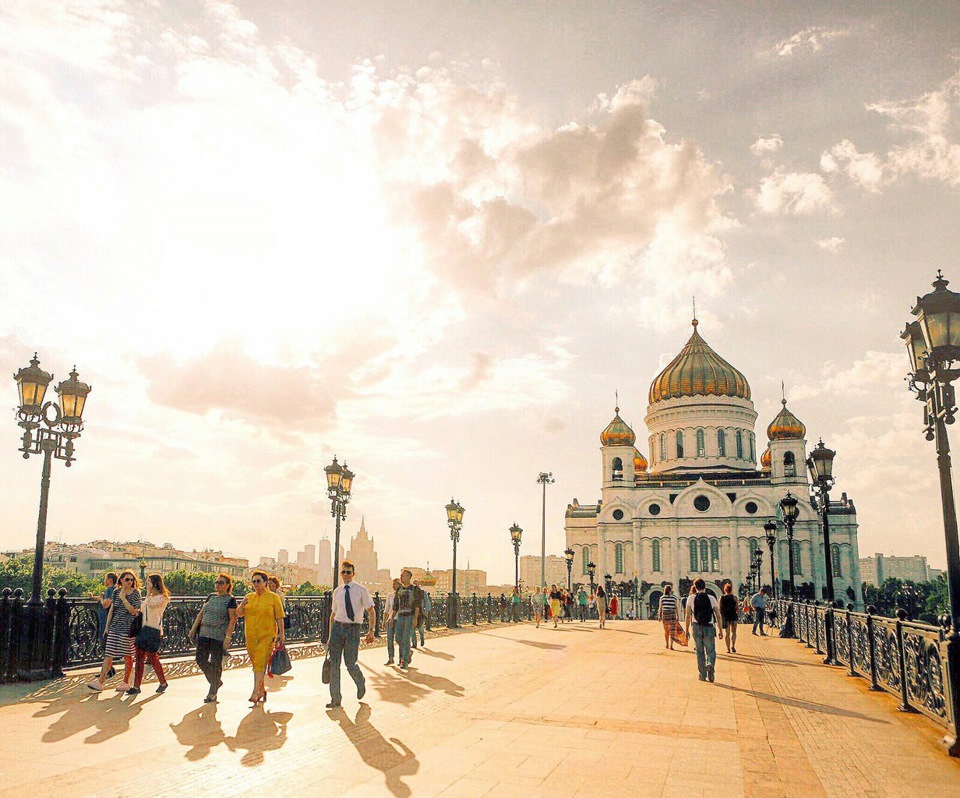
left=684, top=578, right=722, bottom=683
left=393, top=569, right=421, bottom=670
left=412, top=580, right=430, bottom=648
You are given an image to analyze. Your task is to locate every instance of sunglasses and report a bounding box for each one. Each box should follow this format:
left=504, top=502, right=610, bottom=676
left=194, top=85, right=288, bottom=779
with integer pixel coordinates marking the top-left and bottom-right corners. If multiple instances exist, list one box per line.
left=215, top=579, right=227, bottom=585
left=252, top=578, right=264, bottom=584
left=122, top=577, right=133, bottom=583
left=340, top=570, right=353, bottom=575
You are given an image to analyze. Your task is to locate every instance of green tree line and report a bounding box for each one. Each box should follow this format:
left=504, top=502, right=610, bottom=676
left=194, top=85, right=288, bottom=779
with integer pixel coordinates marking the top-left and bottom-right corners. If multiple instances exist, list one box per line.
left=861, top=575, right=949, bottom=625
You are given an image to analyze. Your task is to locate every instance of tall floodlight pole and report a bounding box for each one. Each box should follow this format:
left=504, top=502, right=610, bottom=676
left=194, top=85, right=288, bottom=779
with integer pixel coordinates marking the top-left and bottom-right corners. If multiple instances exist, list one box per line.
left=537, top=472, right=554, bottom=588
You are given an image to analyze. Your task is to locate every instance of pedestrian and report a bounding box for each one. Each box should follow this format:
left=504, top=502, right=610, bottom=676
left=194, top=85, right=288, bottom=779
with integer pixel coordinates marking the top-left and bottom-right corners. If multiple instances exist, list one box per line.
left=719, top=582, right=739, bottom=653
left=577, top=586, right=588, bottom=621
left=596, top=584, right=607, bottom=629
left=751, top=587, right=768, bottom=636
left=128, top=572, right=170, bottom=695
left=417, top=585, right=432, bottom=645
left=90, top=572, right=117, bottom=675
left=609, top=593, right=619, bottom=619
left=237, top=569, right=285, bottom=706
left=326, top=560, right=375, bottom=709
left=533, top=585, right=544, bottom=627
left=658, top=585, right=680, bottom=650
left=384, top=577, right=401, bottom=665
left=394, top=569, right=421, bottom=669
left=684, top=578, right=722, bottom=682
left=510, top=586, right=521, bottom=622
left=548, top=584, right=562, bottom=628
left=189, top=572, right=239, bottom=703
left=588, top=592, right=596, bottom=620
left=87, top=569, right=141, bottom=692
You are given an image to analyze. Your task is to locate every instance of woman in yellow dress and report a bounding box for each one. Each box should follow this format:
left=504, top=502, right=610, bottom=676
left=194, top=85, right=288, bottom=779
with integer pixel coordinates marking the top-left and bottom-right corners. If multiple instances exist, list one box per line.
left=237, top=569, right=285, bottom=705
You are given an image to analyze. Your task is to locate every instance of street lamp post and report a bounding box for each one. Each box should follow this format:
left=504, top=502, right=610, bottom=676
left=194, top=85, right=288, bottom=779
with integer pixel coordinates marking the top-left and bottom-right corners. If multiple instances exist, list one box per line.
left=14, top=355, right=91, bottom=674
left=564, top=547, right=574, bottom=592
left=510, top=523, right=523, bottom=590
left=764, top=521, right=777, bottom=598
left=587, top=561, right=596, bottom=615
left=324, top=456, right=355, bottom=589
left=902, top=271, right=960, bottom=756
left=779, top=492, right=800, bottom=638
left=446, top=499, right=465, bottom=628
left=139, top=557, right=147, bottom=586
left=537, top=472, right=554, bottom=588
left=807, top=438, right=839, bottom=665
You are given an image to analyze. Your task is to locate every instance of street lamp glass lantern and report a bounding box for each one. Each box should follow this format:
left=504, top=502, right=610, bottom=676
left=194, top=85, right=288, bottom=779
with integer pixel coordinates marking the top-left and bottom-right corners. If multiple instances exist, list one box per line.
left=55, top=367, right=91, bottom=426
left=807, top=439, right=836, bottom=483
left=324, top=457, right=343, bottom=492
left=764, top=521, right=777, bottom=546
left=446, top=499, right=464, bottom=526
left=564, top=547, right=574, bottom=563
left=587, top=561, right=596, bottom=578
left=339, top=464, right=354, bottom=497
left=901, top=320, right=930, bottom=381
left=912, top=271, right=960, bottom=362
left=780, top=492, right=800, bottom=521
left=14, top=354, right=53, bottom=417
left=509, top=522, right=522, bottom=545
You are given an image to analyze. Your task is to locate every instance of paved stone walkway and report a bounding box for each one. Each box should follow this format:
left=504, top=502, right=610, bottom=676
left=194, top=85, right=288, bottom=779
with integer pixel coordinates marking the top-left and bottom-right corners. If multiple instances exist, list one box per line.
left=2, top=620, right=958, bottom=797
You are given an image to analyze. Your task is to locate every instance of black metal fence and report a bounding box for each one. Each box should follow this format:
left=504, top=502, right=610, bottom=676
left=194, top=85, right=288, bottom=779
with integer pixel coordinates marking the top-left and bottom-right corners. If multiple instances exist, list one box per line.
left=0, top=588, right=534, bottom=680
left=768, top=599, right=955, bottom=730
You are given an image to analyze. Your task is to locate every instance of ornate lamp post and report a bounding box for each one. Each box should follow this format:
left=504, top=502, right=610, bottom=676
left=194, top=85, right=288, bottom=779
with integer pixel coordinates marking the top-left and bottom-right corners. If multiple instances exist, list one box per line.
left=587, top=561, right=596, bottom=599
left=537, top=472, right=554, bottom=588
left=14, top=355, right=91, bottom=673
left=446, top=498, right=465, bottom=628
left=324, top=456, right=355, bottom=589
left=807, top=439, right=838, bottom=665
left=753, top=548, right=763, bottom=593
left=779, top=492, right=800, bottom=638
left=510, top=523, right=523, bottom=590
left=764, top=521, right=777, bottom=598
left=564, top=547, right=574, bottom=592
left=902, top=271, right=960, bottom=756
left=139, top=555, right=147, bottom=586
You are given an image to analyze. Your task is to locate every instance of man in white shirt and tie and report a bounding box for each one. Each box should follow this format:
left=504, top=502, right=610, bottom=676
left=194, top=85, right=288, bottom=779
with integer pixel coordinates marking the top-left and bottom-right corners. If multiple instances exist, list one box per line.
left=326, top=560, right=375, bottom=709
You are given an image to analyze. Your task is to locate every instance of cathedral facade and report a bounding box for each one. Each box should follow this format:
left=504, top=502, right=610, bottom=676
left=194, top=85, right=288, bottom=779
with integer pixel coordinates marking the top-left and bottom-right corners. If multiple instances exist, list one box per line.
left=565, top=318, right=862, bottom=616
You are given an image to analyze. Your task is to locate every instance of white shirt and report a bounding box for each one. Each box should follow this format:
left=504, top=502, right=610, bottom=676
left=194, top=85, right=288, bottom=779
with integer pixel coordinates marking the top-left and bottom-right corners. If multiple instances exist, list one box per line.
left=685, top=593, right=720, bottom=625
left=384, top=590, right=400, bottom=622
left=332, top=581, right=374, bottom=623
left=142, top=595, right=169, bottom=632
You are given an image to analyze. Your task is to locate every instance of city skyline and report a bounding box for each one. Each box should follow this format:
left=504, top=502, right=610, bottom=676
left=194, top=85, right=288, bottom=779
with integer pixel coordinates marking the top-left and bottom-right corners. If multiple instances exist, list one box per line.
left=3, top=3, right=960, bottom=585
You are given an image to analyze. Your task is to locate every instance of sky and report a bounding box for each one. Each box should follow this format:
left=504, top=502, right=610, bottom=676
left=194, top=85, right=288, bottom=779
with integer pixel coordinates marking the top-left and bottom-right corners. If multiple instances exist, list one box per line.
left=2, top=1, right=959, bottom=582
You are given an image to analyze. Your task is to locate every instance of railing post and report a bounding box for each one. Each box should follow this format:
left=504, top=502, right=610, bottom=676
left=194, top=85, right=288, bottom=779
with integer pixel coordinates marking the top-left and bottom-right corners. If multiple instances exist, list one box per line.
left=8, top=589, right=23, bottom=682
left=487, top=593, right=493, bottom=623
left=813, top=601, right=823, bottom=654
left=895, top=609, right=915, bottom=713
left=51, top=588, right=68, bottom=678
left=0, top=588, right=11, bottom=684
left=846, top=604, right=857, bottom=677
left=320, top=592, right=331, bottom=645
left=42, top=589, right=57, bottom=676
left=866, top=605, right=882, bottom=692
left=472, top=594, right=478, bottom=625
left=824, top=600, right=838, bottom=666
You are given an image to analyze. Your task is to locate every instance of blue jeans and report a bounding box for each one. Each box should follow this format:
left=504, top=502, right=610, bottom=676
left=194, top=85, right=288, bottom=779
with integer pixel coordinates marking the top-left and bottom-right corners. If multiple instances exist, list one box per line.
left=328, top=621, right=363, bottom=704
left=692, top=623, right=717, bottom=679
left=412, top=619, right=425, bottom=646
left=394, top=615, right=414, bottom=666
left=386, top=621, right=396, bottom=660
left=753, top=608, right=765, bottom=634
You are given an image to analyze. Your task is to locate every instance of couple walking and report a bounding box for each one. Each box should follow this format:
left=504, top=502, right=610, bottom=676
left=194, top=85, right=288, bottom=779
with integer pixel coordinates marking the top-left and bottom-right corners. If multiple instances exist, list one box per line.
left=384, top=570, right=426, bottom=669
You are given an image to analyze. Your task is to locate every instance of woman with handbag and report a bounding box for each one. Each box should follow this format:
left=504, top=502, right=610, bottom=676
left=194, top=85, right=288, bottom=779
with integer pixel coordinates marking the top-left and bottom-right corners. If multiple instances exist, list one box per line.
left=87, top=569, right=141, bottom=692
left=129, top=573, right=170, bottom=694
left=189, top=573, right=239, bottom=703
left=237, top=569, right=285, bottom=706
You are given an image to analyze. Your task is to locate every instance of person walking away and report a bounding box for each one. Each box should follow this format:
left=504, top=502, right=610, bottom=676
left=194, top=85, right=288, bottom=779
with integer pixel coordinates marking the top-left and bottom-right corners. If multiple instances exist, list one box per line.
left=129, top=573, right=170, bottom=694
left=577, top=587, right=588, bottom=622
left=685, top=578, right=722, bottom=682
left=720, top=582, right=739, bottom=653
left=190, top=573, right=238, bottom=703
left=88, top=569, right=141, bottom=692
left=384, top=577, right=401, bottom=665
left=326, top=560, right=375, bottom=708
left=609, top=594, right=619, bottom=620
left=413, top=580, right=429, bottom=647
left=533, top=586, right=544, bottom=628
left=658, top=585, right=680, bottom=650
left=510, top=586, right=521, bottom=622
left=596, top=584, right=607, bottom=629
left=751, top=587, right=768, bottom=636
left=394, top=569, right=421, bottom=669
left=237, top=569, right=285, bottom=706
left=548, top=584, right=562, bottom=629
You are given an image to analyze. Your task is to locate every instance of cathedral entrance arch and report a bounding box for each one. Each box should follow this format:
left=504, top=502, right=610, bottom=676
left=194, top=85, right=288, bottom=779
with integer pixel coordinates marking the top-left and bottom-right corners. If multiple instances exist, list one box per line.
left=648, top=590, right=663, bottom=620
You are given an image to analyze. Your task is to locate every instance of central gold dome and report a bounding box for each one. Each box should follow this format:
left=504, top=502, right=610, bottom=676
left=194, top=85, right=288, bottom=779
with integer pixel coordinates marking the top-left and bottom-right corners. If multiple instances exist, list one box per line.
left=649, top=320, right=751, bottom=404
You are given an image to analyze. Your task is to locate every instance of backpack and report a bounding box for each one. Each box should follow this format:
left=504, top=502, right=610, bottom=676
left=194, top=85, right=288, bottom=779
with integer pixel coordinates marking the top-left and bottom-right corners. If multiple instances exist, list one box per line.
left=693, top=592, right=714, bottom=626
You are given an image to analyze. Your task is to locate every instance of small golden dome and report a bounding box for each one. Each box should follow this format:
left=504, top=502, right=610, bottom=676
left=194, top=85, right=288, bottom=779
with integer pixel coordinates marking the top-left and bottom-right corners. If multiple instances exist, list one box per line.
left=420, top=571, right=437, bottom=587
left=633, top=449, right=648, bottom=473
left=760, top=446, right=771, bottom=470
left=649, top=319, right=751, bottom=404
left=767, top=400, right=806, bottom=440
left=600, top=408, right=636, bottom=447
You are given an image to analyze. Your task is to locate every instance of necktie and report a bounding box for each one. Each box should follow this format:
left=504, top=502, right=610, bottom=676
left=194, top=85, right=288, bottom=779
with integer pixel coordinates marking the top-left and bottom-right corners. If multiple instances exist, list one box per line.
left=344, top=584, right=355, bottom=621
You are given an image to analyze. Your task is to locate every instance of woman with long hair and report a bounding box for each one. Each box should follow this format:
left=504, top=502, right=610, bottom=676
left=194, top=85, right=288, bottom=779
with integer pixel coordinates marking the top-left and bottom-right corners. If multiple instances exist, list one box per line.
left=719, top=582, right=739, bottom=654
left=548, top=584, right=562, bottom=629
left=658, top=585, right=680, bottom=649
left=129, top=572, right=170, bottom=694
left=596, top=584, right=607, bottom=629
left=533, top=585, right=544, bottom=628
left=189, top=572, right=238, bottom=703
left=237, top=569, right=285, bottom=705
left=87, top=569, right=141, bottom=692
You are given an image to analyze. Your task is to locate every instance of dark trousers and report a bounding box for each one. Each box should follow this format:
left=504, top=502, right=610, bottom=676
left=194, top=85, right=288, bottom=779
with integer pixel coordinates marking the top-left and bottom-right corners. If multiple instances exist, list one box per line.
left=196, top=636, right=224, bottom=692
left=753, top=609, right=766, bottom=634
left=412, top=619, right=425, bottom=646
left=328, top=621, right=363, bottom=704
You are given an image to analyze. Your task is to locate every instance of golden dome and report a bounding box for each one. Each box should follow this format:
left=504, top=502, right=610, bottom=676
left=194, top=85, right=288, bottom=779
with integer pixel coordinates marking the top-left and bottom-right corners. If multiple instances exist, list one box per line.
left=420, top=571, right=437, bottom=587
left=760, top=446, right=771, bottom=470
left=600, top=408, right=636, bottom=447
left=767, top=400, right=806, bottom=440
left=633, top=449, right=648, bottom=473
left=649, top=319, right=751, bottom=404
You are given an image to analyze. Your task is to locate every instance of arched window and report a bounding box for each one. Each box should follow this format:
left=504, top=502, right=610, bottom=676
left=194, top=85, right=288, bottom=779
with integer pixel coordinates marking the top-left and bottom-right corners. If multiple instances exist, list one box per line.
left=792, top=541, right=802, bottom=575
left=718, top=429, right=726, bottom=456
left=696, top=428, right=706, bottom=457
left=676, top=431, right=685, bottom=458
left=582, top=547, right=590, bottom=575
left=749, top=433, right=755, bottom=461
left=689, top=540, right=699, bottom=572
left=649, top=436, right=655, bottom=464
left=700, top=539, right=709, bottom=572
left=710, top=539, right=720, bottom=572
left=660, top=433, right=666, bottom=460
left=736, top=430, right=743, bottom=458
left=652, top=539, right=661, bottom=572
left=784, top=451, right=796, bottom=477
left=615, top=543, right=624, bottom=574
left=831, top=544, right=843, bottom=577
left=611, top=457, right=623, bottom=481
left=749, top=538, right=760, bottom=557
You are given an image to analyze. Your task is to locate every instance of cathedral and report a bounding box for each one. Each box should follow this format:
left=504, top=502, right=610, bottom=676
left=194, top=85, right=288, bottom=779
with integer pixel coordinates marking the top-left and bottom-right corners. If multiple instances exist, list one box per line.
left=565, top=316, right=862, bottom=616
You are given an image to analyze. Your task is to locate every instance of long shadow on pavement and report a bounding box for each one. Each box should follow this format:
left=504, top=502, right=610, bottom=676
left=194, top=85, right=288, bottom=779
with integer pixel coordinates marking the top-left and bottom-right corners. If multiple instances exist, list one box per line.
left=397, top=666, right=464, bottom=698
left=330, top=702, right=418, bottom=797
left=36, top=690, right=163, bottom=744
left=169, top=702, right=226, bottom=760
left=714, top=683, right=891, bottom=723
left=226, top=705, right=294, bottom=767
left=415, top=648, right=455, bottom=661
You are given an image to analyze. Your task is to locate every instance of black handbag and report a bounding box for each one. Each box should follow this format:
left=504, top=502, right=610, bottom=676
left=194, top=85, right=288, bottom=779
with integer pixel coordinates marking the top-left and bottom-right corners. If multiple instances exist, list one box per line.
left=269, top=644, right=292, bottom=676
left=135, top=626, right=162, bottom=653
left=321, top=654, right=331, bottom=684
left=129, top=613, right=143, bottom=637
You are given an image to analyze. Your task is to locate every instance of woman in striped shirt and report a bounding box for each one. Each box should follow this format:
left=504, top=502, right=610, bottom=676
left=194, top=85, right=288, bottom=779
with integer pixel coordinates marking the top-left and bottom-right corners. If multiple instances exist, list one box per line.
left=658, top=585, right=680, bottom=650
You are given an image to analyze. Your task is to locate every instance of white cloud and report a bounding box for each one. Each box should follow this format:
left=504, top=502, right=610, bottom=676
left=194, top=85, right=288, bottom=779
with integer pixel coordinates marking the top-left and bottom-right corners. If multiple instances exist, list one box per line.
left=816, top=236, right=845, bottom=254
left=750, top=135, right=783, bottom=156
left=820, top=140, right=885, bottom=191
left=768, top=27, right=850, bottom=58
left=754, top=169, right=835, bottom=215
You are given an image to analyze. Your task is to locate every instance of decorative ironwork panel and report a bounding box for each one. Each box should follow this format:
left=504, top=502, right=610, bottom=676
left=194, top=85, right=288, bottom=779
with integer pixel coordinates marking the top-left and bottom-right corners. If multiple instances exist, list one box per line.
left=834, top=612, right=851, bottom=665
left=65, top=599, right=101, bottom=667
left=873, top=617, right=902, bottom=696
left=902, top=623, right=948, bottom=725
left=814, top=608, right=826, bottom=652
left=850, top=614, right=871, bottom=678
